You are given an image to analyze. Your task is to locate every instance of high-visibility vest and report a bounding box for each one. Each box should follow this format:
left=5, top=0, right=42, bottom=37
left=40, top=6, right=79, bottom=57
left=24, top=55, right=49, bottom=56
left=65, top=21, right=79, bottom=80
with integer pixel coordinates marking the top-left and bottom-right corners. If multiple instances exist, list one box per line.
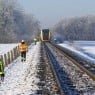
left=34, top=38, right=37, bottom=42
left=19, top=44, right=28, bottom=52
left=0, top=61, right=4, bottom=74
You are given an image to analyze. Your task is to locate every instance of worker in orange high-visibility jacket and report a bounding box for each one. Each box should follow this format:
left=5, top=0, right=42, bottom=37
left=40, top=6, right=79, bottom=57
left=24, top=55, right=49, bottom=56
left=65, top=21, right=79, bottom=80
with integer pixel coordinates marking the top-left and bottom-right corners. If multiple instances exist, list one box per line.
left=19, top=40, right=28, bottom=62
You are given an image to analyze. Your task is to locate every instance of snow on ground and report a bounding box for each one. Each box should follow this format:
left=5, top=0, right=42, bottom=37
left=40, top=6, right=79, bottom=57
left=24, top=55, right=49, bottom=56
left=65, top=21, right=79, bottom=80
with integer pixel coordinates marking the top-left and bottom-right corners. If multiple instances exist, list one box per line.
left=59, top=42, right=95, bottom=64
left=0, top=44, right=19, bottom=55
left=0, top=42, right=40, bottom=95
left=79, top=46, right=95, bottom=59
left=73, top=41, right=95, bottom=59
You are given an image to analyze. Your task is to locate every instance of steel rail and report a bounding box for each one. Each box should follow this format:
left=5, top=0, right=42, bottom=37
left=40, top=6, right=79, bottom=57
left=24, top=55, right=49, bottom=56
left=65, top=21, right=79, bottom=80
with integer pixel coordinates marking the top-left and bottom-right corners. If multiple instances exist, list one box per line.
left=52, top=43, right=95, bottom=81
left=44, top=43, right=80, bottom=95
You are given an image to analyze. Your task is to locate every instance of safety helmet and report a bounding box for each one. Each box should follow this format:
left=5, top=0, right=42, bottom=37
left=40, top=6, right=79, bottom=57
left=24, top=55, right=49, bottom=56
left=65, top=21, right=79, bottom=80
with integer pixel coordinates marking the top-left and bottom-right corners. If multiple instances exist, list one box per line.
left=21, top=40, right=25, bottom=43
left=21, top=40, right=25, bottom=44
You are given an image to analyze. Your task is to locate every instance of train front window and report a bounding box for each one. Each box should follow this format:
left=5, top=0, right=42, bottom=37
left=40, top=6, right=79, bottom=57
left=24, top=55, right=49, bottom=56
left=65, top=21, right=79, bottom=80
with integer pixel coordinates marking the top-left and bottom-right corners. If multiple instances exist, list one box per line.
left=42, top=29, right=49, bottom=40
left=43, top=30, right=49, bottom=35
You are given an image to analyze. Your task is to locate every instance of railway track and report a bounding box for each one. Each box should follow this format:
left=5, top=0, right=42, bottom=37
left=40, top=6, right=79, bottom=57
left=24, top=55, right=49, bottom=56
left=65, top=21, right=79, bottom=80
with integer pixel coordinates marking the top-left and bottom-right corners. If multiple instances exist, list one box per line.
left=34, top=44, right=62, bottom=95
left=44, top=44, right=80, bottom=95
left=44, top=42, right=95, bottom=95
left=53, top=43, right=95, bottom=80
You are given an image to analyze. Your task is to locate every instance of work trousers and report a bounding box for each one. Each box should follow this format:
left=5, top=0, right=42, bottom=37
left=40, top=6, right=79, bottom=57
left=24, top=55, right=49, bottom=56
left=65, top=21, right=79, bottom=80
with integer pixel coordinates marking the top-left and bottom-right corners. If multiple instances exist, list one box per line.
left=21, top=51, right=26, bottom=61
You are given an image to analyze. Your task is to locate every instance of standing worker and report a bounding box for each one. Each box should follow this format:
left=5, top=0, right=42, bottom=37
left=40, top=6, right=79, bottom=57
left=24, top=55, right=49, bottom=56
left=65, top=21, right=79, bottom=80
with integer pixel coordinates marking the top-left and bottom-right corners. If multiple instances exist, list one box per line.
left=19, top=40, right=28, bottom=62
left=0, top=59, right=4, bottom=82
left=34, top=38, right=37, bottom=45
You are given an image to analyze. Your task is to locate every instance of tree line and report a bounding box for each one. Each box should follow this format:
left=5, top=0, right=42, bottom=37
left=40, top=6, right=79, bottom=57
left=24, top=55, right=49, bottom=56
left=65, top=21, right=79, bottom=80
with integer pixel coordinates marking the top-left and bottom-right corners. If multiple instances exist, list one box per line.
left=0, top=0, right=40, bottom=43
left=52, top=16, right=95, bottom=41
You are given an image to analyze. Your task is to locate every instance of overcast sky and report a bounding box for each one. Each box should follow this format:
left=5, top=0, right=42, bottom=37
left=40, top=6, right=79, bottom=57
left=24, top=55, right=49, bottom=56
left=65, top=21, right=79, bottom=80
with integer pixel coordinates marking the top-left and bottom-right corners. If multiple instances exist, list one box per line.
left=18, top=0, right=95, bottom=28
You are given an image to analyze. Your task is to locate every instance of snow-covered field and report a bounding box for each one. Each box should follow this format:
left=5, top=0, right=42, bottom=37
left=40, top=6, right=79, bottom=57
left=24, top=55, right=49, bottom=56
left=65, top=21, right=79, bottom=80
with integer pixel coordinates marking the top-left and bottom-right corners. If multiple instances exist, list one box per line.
left=0, top=44, right=19, bottom=55
left=59, top=41, right=95, bottom=63
left=0, top=42, right=40, bottom=95
left=73, top=41, right=95, bottom=59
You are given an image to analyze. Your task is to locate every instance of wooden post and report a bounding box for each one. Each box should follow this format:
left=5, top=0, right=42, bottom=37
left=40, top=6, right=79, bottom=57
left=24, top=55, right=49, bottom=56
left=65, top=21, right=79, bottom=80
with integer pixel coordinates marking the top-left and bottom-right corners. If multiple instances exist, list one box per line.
left=7, top=52, right=11, bottom=64
left=15, top=47, right=18, bottom=58
left=14, top=48, right=16, bottom=59
left=18, top=45, right=20, bottom=56
left=0, top=55, right=4, bottom=63
left=14, top=47, right=16, bottom=59
left=17, top=46, right=20, bottom=56
left=0, top=55, right=3, bottom=61
left=12, top=49, right=14, bottom=60
left=4, top=54, right=8, bottom=66
left=10, top=50, right=13, bottom=62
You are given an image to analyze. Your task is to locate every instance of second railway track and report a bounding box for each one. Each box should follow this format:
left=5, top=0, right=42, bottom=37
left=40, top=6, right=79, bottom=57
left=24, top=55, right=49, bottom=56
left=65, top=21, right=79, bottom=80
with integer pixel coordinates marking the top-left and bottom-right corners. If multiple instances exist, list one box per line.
left=44, top=42, right=95, bottom=95
left=53, top=43, right=95, bottom=80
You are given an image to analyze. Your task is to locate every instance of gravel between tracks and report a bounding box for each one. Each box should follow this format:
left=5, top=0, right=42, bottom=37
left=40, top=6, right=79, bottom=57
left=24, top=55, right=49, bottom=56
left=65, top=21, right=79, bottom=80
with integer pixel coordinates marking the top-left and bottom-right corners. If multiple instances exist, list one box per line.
left=48, top=44, right=95, bottom=95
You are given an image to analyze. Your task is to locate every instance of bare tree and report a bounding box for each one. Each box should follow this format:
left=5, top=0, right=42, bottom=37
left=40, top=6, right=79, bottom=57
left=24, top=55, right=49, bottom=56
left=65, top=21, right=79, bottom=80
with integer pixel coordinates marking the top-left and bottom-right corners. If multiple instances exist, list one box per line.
left=0, top=0, right=40, bottom=43
left=52, top=16, right=95, bottom=41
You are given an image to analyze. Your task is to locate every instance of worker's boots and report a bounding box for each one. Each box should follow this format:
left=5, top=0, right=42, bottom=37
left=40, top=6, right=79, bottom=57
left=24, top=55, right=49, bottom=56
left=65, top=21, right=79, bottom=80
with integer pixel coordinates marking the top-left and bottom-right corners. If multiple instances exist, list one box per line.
left=21, top=57, right=24, bottom=62
left=24, top=58, right=26, bottom=61
left=21, top=57, right=26, bottom=62
left=1, top=74, right=4, bottom=82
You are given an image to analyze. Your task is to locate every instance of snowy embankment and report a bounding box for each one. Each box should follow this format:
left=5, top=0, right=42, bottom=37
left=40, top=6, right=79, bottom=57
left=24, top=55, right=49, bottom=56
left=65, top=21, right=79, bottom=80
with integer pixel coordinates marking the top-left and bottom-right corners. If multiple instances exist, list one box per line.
left=0, top=44, right=19, bottom=55
left=59, top=42, right=95, bottom=64
left=0, top=42, right=40, bottom=95
left=73, top=41, right=95, bottom=59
